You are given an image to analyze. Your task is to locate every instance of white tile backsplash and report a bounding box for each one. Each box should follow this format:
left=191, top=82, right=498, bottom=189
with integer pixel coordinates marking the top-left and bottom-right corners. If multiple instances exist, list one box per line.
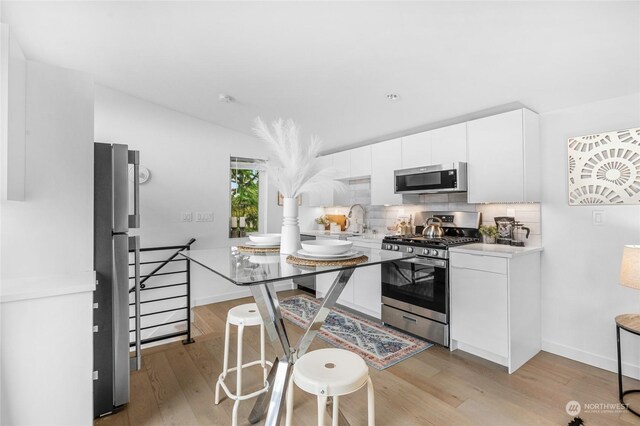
left=320, top=188, right=542, bottom=246
left=476, top=203, right=541, bottom=246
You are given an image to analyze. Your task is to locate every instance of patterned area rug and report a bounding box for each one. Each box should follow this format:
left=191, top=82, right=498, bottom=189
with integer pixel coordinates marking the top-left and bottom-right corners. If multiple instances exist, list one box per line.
left=279, top=294, right=432, bottom=370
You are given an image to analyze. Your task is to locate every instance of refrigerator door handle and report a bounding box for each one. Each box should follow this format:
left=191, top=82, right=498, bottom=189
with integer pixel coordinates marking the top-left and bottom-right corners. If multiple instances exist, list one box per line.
left=129, top=235, right=142, bottom=372
left=113, top=145, right=130, bottom=233
left=128, top=150, right=140, bottom=229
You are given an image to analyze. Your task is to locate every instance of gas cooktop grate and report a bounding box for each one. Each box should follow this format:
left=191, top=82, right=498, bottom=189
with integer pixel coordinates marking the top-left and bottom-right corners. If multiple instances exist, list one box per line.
left=383, top=235, right=479, bottom=248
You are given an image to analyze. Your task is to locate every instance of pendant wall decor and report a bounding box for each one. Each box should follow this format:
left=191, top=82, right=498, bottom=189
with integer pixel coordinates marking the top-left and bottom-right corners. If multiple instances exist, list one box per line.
left=567, top=127, right=640, bottom=205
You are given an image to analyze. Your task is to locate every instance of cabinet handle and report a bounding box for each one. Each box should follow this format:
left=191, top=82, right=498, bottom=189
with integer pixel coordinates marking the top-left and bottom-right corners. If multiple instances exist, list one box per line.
left=402, top=315, right=417, bottom=323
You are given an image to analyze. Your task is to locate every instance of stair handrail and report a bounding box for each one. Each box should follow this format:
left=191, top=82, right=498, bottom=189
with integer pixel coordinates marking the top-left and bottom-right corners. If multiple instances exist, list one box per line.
left=129, top=238, right=196, bottom=292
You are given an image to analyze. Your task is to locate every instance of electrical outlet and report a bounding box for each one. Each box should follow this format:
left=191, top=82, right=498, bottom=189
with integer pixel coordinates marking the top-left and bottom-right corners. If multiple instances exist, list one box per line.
left=592, top=210, right=605, bottom=225
left=196, top=212, right=214, bottom=222
left=181, top=212, right=192, bottom=222
left=506, top=208, right=516, bottom=217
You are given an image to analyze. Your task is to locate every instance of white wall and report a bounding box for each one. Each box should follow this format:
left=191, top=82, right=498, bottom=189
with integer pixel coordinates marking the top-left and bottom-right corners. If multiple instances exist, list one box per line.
left=0, top=59, right=94, bottom=425
left=540, top=93, right=640, bottom=379
left=1, top=62, right=93, bottom=279
left=94, top=85, right=286, bottom=305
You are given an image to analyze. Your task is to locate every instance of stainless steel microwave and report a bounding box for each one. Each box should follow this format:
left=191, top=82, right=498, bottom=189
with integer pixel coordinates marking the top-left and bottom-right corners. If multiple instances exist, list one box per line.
left=394, top=162, right=467, bottom=194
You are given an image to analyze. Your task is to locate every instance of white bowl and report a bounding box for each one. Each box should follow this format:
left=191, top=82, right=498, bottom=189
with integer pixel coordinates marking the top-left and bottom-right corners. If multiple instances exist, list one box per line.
left=248, top=233, right=281, bottom=244
left=301, top=240, right=353, bottom=255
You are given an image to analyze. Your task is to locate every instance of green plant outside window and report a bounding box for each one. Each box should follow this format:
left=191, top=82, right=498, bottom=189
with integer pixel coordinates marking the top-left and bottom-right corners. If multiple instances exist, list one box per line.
left=230, top=168, right=260, bottom=236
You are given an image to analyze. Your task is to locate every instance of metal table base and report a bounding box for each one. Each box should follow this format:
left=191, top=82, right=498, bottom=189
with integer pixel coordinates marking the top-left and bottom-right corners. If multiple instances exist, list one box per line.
left=248, top=268, right=355, bottom=425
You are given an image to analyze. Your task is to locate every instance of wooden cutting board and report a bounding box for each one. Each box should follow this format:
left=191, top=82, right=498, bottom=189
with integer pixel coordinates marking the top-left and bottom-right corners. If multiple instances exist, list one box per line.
left=325, top=214, right=348, bottom=231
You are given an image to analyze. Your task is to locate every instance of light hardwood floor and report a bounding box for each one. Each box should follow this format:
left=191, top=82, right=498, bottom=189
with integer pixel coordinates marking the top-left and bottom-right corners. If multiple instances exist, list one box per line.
left=96, top=290, right=640, bottom=425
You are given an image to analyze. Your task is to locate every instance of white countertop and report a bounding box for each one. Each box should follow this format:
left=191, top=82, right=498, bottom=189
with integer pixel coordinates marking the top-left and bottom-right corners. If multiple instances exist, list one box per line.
left=301, top=230, right=385, bottom=241
left=300, top=230, right=384, bottom=248
left=1, top=270, right=96, bottom=303
left=449, top=243, right=543, bottom=258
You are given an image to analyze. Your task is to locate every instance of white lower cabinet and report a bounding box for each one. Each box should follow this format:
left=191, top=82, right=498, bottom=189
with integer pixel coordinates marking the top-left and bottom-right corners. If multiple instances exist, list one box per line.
left=316, top=265, right=381, bottom=319
left=450, top=267, right=509, bottom=358
left=315, top=270, right=354, bottom=304
left=352, top=265, right=382, bottom=318
left=314, top=238, right=383, bottom=319
left=315, top=270, right=337, bottom=299
left=450, top=250, right=541, bottom=373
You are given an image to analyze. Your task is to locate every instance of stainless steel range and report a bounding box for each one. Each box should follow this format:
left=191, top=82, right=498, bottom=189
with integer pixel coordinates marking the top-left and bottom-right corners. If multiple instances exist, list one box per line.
left=381, top=211, right=481, bottom=347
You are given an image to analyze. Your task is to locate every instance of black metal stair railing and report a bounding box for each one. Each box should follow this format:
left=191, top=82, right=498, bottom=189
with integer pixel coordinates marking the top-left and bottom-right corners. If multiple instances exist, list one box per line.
left=128, top=238, right=196, bottom=350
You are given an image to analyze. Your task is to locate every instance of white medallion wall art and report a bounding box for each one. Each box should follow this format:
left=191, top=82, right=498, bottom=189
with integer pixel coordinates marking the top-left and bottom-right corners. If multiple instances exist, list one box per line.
left=567, top=127, right=640, bottom=205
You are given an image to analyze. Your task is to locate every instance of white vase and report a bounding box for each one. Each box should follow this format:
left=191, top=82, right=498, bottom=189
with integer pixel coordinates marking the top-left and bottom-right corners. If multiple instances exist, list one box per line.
left=280, top=197, right=301, bottom=255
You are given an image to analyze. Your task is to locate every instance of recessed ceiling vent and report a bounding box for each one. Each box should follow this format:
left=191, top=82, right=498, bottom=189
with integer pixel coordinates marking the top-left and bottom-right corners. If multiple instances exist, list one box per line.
left=219, top=94, right=234, bottom=103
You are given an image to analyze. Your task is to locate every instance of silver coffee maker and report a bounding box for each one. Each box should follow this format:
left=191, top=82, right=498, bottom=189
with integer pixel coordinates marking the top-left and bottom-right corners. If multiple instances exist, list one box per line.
left=511, top=222, right=531, bottom=247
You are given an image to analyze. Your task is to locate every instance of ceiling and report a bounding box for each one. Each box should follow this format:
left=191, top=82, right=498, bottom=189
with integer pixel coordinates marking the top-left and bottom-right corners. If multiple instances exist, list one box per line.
left=2, top=1, right=639, bottom=153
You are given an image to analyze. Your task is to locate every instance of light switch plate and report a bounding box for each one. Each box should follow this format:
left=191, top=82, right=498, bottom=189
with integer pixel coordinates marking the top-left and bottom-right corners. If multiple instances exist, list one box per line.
left=196, top=212, right=214, bottom=222
left=181, top=212, right=192, bottom=222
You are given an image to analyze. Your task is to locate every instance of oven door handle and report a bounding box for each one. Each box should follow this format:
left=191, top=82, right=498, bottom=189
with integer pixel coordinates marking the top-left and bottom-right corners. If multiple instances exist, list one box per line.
left=399, top=257, right=446, bottom=268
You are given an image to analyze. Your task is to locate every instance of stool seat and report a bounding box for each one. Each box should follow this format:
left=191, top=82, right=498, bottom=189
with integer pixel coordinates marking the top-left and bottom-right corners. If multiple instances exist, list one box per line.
left=286, top=348, right=375, bottom=426
left=293, top=348, right=369, bottom=396
left=226, top=303, right=263, bottom=327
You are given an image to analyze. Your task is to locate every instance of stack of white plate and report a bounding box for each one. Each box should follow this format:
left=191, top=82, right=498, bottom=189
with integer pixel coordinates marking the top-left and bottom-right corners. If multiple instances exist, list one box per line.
left=297, top=240, right=360, bottom=260
left=245, top=233, right=281, bottom=248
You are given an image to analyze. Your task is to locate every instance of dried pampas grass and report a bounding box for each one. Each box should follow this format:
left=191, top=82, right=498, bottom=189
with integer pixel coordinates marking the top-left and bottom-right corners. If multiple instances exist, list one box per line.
left=253, top=117, right=345, bottom=198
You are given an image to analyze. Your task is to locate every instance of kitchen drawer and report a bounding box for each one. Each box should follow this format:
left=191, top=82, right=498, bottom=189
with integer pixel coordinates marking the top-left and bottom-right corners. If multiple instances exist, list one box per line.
left=382, top=304, right=446, bottom=344
left=450, top=252, right=507, bottom=275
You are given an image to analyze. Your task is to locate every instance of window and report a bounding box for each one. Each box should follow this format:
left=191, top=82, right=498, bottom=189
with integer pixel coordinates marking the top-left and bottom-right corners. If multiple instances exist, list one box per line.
left=230, top=157, right=266, bottom=238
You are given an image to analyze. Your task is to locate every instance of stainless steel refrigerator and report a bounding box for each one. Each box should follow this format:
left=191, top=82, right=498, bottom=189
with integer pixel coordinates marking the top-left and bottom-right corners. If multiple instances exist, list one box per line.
left=93, top=143, right=141, bottom=418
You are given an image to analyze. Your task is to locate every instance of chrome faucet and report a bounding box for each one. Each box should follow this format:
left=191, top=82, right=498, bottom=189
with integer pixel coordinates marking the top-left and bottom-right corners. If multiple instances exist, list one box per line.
left=347, top=204, right=366, bottom=234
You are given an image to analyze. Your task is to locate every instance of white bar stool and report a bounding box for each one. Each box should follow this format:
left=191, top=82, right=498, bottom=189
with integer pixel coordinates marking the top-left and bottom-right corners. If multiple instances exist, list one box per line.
left=215, top=303, right=272, bottom=426
left=285, top=348, right=375, bottom=426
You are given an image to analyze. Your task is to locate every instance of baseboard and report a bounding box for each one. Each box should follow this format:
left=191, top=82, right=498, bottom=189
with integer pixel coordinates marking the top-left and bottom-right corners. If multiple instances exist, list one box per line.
left=452, top=340, right=508, bottom=369
left=193, top=281, right=294, bottom=307
left=542, top=339, right=640, bottom=380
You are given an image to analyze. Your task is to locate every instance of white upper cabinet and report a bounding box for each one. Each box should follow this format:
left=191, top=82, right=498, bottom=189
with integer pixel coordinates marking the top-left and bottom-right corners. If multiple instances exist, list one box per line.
left=371, top=138, right=402, bottom=205
left=331, top=152, right=350, bottom=180
left=401, top=131, right=431, bottom=169
left=400, top=123, right=466, bottom=169
left=349, top=145, right=372, bottom=178
left=306, top=155, right=334, bottom=207
left=430, top=123, right=467, bottom=164
left=467, top=109, right=540, bottom=203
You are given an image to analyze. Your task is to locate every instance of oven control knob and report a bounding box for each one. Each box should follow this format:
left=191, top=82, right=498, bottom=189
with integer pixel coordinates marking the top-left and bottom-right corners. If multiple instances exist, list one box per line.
left=432, top=250, right=439, bottom=257
left=393, top=245, right=399, bottom=251
left=406, top=247, right=413, bottom=253
left=422, top=249, right=430, bottom=255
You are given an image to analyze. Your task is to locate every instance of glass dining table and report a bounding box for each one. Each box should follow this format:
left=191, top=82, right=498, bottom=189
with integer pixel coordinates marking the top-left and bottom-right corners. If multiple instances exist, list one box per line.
left=180, top=245, right=415, bottom=426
